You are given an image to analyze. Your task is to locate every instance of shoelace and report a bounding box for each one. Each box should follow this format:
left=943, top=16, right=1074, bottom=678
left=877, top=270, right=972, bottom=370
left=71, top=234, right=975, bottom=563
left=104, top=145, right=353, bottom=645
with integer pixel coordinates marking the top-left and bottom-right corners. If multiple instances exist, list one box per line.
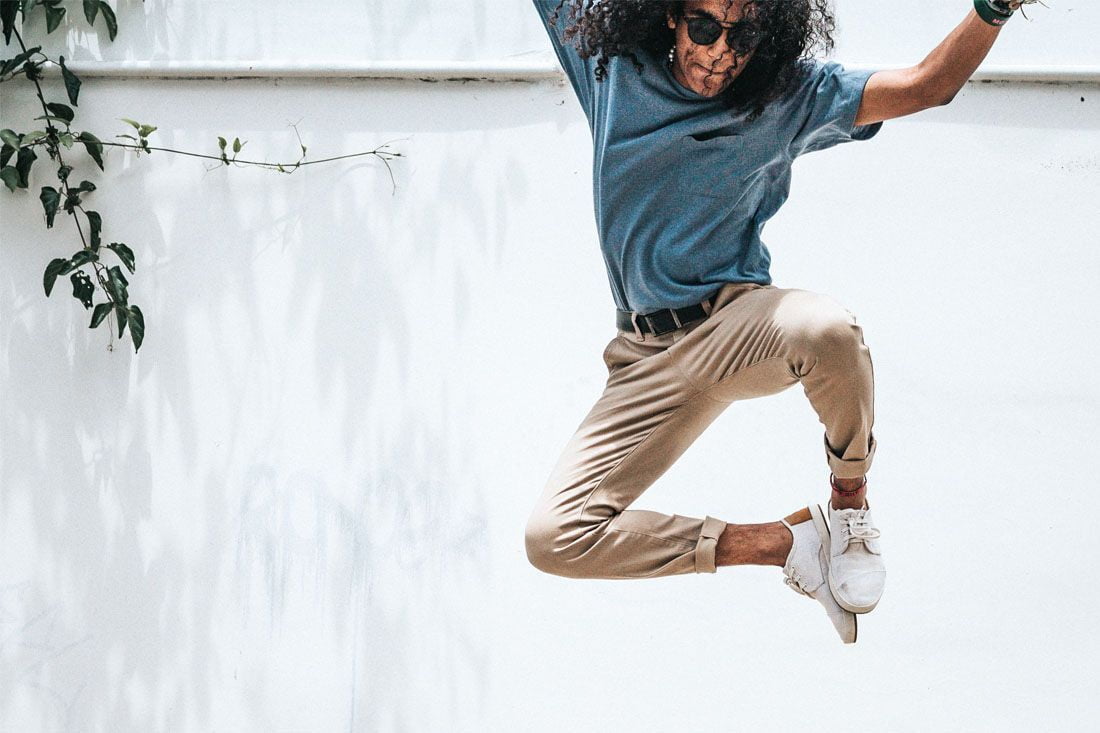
left=783, top=570, right=810, bottom=596
left=840, top=509, right=881, bottom=547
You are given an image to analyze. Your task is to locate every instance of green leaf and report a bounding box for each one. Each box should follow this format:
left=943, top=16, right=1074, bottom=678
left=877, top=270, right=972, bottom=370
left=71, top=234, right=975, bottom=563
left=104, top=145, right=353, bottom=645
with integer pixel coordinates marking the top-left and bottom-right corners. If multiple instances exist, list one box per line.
left=1, top=47, right=40, bottom=77
left=105, top=264, right=128, bottom=305
left=218, top=136, right=227, bottom=150
left=32, top=114, right=71, bottom=124
left=2, top=4, right=21, bottom=47
left=58, top=55, right=81, bottom=106
left=76, top=131, right=104, bottom=170
left=44, top=4, right=66, bottom=34
left=57, top=164, right=72, bottom=181
left=57, top=132, right=74, bottom=148
left=85, top=209, right=102, bottom=250
left=82, top=0, right=99, bottom=25
left=232, top=137, right=241, bottom=153
left=70, top=249, right=98, bottom=268
left=63, top=189, right=81, bottom=212
left=105, top=241, right=135, bottom=273
left=45, top=102, right=75, bottom=124
left=0, top=129, right=20, bottom=148
left=39, top=185, right=60, bottom=227
left=0, top=143, right=13, bottom=168
left=70, top=269, right=95, bottom=309
left=43, top=257, right=71, bottom=296
left=138, top=124, right=157, bottom=137
left=90, top=301, right=112, bottom=328
left=75, top=179, right=96, bottom=193
left=120, top=117, right=140, bottom=130
left=97, top=0, right=116, bottom=41
left=0, top=165, right=19, bottom=192
left=126, top=305, right=144, bottom=351
left=15, top=146, right=35, bottom=186
left=22, top=58, right=44, bottom=82
left=114, top=302, right=128, bottom=337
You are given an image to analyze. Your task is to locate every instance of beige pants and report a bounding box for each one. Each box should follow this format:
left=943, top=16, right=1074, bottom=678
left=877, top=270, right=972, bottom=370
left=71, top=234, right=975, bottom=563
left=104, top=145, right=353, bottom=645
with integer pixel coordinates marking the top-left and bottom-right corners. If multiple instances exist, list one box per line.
left=525, top=281, right=877, bottom=579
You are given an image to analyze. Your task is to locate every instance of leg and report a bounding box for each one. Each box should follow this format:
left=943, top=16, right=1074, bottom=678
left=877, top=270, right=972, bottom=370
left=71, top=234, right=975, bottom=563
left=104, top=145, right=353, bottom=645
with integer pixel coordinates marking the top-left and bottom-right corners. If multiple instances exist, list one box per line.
left=524, top=331, right=733, bottom=579
left=714, top=521, right=793, bottom=567
left=525, top=283, right=809, bottom=579
left=665, top=283, right=883, bottom=614
left=668, top=284, right=877, bottom=484
left=525, top=281, right=878, bottom=580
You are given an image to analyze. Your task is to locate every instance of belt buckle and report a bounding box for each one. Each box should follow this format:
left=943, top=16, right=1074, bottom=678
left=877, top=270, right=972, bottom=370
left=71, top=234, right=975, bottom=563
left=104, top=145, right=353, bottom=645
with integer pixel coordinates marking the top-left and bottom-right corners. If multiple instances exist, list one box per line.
left=670, top=309, right=683, bottom=329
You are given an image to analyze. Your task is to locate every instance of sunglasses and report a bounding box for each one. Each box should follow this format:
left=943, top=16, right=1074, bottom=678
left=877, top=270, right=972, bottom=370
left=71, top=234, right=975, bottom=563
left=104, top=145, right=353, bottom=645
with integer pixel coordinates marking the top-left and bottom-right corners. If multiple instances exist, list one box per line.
left=680, top=12, right=761, bottom=50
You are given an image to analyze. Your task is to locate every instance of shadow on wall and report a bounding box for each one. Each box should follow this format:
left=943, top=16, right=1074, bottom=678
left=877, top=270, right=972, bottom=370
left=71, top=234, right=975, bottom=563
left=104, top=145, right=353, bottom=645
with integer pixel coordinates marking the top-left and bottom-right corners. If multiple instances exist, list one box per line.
left=0, top=74, right=559, bottom=728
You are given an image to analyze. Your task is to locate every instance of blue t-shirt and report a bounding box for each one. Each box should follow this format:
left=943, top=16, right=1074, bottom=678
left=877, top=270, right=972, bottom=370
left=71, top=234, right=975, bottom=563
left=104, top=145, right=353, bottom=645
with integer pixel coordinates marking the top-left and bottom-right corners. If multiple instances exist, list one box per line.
left=531, top=0, right=884, bottom=313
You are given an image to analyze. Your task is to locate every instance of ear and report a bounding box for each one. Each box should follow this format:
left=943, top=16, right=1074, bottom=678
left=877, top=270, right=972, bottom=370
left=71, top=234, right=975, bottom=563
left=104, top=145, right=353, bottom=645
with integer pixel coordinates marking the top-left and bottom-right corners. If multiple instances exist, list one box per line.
left=666, top=10, right=676, bottom=31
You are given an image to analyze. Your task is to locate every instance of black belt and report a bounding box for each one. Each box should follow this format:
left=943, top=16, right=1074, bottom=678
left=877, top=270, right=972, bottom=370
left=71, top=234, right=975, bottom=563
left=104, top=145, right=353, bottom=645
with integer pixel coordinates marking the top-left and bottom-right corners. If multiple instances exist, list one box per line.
left=616, top=292, right=719, bottom=337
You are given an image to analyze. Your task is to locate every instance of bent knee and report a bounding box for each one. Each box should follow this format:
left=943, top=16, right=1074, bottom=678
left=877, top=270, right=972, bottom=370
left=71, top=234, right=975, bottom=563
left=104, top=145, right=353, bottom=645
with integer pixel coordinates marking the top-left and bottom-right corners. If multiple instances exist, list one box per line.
left=785, top=295, right=863, bottom=354
left=524, top=511, right=595, bottom=578
left=524, top=513, right=566, bottom=576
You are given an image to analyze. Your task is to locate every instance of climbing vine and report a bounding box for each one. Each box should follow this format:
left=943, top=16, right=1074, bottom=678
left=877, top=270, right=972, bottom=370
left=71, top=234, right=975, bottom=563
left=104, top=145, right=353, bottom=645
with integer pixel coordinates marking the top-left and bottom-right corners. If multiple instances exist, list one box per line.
left=1, top=0, right=402, bottom=353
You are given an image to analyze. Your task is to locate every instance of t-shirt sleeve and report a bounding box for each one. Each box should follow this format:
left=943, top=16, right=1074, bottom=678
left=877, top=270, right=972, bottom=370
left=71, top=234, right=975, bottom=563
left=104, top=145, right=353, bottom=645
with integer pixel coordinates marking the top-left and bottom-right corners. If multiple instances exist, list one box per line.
left=786, top=59, right=883, bottom=158
left=531, top=0, right=596, bottom=117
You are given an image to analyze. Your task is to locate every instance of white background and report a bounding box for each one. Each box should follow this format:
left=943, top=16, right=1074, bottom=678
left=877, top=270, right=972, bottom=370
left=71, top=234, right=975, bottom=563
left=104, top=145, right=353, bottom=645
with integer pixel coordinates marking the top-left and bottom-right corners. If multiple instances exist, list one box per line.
left=1, top=1, right=1098, bottom=731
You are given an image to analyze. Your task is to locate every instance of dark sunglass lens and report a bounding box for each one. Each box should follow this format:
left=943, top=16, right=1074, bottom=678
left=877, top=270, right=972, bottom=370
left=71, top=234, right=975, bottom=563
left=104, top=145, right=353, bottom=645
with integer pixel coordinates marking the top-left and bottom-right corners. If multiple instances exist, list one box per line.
left=686, top=18, right=721, bottom=45
left=732, top=22, right=759, bottom=44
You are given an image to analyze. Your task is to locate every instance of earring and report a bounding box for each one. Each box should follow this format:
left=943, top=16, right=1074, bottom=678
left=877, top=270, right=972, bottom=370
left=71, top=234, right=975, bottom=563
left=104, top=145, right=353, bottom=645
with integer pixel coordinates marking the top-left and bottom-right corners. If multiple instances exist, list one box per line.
left=667, top=43, right=676, bottom=67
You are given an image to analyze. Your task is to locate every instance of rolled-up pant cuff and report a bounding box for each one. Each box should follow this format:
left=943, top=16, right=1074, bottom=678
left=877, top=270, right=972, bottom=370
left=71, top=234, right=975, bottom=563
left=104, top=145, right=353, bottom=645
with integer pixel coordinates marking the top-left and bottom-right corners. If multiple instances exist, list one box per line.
left=694, top=515, right=727, bottom=573
left=824, top=433, right=877, bottom=479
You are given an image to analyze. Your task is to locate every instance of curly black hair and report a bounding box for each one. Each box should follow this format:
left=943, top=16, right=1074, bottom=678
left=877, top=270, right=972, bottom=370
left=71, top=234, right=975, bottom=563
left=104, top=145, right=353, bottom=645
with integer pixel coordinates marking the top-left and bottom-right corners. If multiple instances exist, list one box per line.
left=546, top=0, right=838, bottom=122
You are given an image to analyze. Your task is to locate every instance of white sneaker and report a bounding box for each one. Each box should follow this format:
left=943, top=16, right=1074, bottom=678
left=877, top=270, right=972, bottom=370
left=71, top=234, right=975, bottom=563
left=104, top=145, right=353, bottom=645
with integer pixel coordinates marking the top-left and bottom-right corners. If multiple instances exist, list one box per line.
left=824, top=499, right=886, bottom=614
left=781, top=506, right=857, bottom=644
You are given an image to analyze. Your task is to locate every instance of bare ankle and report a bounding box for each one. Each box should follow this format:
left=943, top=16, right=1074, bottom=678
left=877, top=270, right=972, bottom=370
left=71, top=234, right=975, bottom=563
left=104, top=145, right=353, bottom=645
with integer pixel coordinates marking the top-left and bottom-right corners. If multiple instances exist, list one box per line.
left=830, top=474, right=868, bottom=510
left=715, top=521, right=791, bottom=568
left=831, top=493, right=868, bottom=510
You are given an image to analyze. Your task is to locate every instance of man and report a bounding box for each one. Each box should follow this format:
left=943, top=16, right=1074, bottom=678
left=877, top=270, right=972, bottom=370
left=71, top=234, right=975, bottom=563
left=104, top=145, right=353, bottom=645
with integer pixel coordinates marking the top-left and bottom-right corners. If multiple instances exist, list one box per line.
left=524, top=0, right=1034, bottom=643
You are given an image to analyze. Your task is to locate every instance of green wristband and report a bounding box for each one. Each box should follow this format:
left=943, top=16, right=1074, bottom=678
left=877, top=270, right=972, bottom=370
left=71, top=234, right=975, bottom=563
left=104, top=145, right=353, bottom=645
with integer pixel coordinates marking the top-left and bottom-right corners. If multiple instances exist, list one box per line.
left=973, top=0, right=1014, bottom=26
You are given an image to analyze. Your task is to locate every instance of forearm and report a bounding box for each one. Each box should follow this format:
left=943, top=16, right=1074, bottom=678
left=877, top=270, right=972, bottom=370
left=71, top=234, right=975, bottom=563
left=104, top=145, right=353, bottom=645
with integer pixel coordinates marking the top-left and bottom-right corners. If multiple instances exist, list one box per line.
left=915, top=7, right=1004, bottom=106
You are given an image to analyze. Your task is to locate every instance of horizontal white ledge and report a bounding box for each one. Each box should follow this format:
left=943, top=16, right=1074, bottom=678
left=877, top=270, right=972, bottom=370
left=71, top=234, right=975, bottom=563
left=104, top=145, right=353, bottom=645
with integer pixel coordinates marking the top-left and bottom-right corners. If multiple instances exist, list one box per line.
left=41, top=59, right=1100, bottom=84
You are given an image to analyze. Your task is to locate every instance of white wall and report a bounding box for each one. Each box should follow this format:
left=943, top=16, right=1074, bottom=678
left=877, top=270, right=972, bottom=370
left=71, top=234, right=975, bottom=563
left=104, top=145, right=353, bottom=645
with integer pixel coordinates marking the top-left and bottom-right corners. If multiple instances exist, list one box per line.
left=1, top=1, right=1098, bottom=731
left=16, top=0, right=1099, bottom=67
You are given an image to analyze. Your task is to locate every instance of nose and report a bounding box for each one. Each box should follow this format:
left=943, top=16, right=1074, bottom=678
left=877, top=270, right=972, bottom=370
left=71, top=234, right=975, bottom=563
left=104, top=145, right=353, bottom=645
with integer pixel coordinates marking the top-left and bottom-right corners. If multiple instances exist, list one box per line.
left=704, top=35, right=735, bottom=63
left=704, top=45, right=733, bottom=69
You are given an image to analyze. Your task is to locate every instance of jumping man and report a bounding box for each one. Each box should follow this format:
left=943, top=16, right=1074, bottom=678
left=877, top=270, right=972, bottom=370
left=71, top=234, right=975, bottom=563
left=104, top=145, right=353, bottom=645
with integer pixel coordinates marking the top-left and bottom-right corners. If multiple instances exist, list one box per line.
left=524, top=0, right=1036, bottom=643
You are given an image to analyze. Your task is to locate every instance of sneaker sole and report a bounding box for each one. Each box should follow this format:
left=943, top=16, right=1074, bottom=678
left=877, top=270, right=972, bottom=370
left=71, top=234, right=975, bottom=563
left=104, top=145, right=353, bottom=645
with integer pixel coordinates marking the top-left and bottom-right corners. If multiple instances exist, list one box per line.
left=808, top=505, right=857, bottom=643
left=817, top=502, right=880, bottom=614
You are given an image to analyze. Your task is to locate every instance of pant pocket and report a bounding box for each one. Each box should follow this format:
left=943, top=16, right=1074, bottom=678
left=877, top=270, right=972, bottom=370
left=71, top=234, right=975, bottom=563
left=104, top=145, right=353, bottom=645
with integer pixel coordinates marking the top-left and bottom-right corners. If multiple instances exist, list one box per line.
left=601, top=334, right=623, bottom=372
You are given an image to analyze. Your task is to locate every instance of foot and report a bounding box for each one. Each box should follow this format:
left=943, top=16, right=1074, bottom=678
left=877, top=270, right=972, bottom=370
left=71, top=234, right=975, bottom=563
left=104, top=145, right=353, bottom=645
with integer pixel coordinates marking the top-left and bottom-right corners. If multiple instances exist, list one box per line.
left=824, top=499, right=885, bottom=614
left=780, top=506, right=857, bottom=644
